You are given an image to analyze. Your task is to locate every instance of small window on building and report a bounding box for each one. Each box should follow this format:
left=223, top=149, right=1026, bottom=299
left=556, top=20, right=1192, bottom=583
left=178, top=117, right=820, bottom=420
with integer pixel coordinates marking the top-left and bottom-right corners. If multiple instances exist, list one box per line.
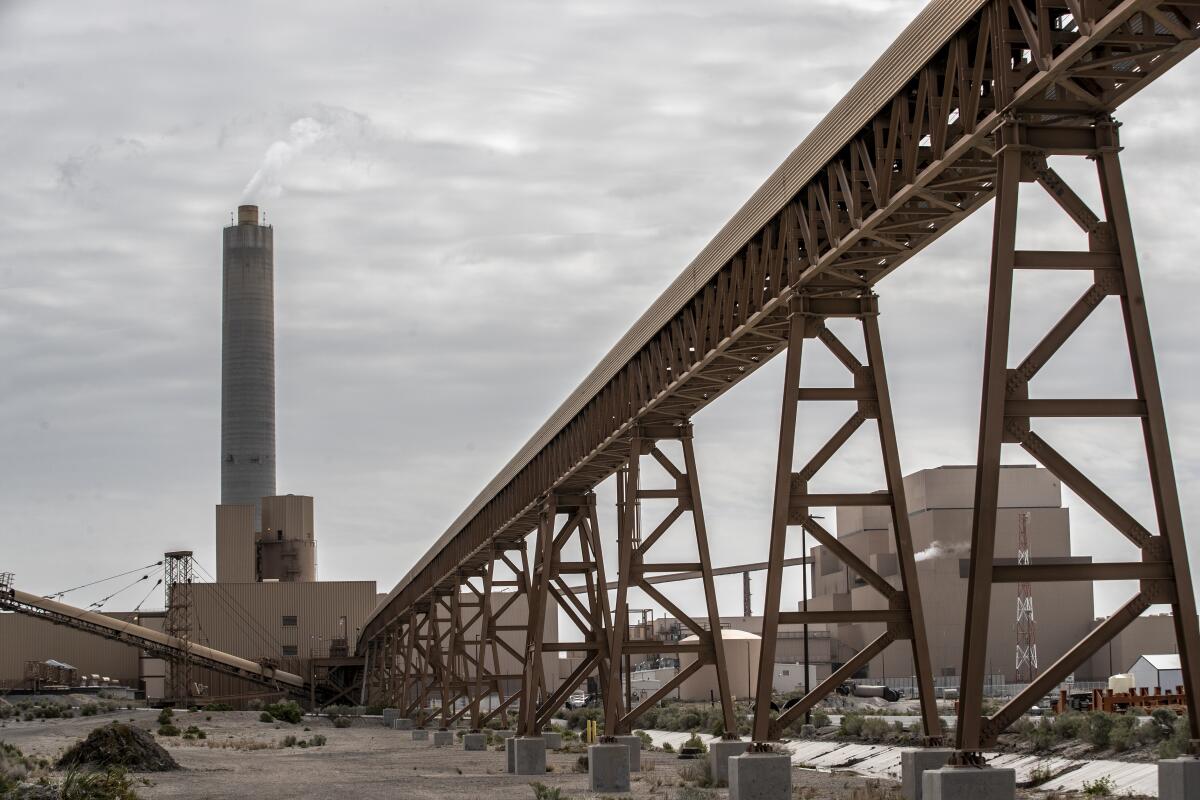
left=781, top=669, right=790, bottom=676
left=281, top=645, right=298, bottom=656
left=282, top=615, right=297, bottom=627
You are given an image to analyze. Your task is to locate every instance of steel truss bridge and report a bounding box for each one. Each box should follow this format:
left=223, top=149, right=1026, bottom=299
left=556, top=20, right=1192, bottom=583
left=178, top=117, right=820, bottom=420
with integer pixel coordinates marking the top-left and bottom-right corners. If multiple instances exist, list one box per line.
left=360, top=0, right=1200, bottom=759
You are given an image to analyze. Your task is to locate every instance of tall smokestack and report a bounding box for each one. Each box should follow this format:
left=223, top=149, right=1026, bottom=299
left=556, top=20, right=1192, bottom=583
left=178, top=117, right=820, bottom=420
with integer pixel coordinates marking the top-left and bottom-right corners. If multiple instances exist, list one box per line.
left=221, top=204, right=276, bottom=521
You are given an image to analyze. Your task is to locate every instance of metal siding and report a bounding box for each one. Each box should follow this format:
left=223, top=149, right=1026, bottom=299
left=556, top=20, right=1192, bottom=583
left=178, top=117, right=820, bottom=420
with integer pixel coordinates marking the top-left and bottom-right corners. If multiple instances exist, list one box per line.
left=216, top=504, right=256, bottom=583
left=0, top=611, right=145, bottom=686
left=369, top=0, right=991, bottom=631
left=189, top=581, right=377, bottom=662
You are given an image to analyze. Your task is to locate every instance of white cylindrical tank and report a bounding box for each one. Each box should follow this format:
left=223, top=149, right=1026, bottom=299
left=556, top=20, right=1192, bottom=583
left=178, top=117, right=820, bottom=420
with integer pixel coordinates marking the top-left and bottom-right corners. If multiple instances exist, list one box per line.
left=678, top=629, right=761, bottom=701
left=1108, top=673, right=1136, bottom=693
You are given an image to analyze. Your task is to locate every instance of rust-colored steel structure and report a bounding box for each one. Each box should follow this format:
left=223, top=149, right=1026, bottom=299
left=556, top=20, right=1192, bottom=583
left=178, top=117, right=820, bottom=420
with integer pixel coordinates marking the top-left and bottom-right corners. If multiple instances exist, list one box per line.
left=361, top=0, right=1200, bottom=760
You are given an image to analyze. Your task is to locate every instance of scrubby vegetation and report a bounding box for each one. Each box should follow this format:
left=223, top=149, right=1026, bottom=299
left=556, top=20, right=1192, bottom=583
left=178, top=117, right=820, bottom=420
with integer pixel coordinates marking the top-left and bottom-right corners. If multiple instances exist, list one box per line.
left=1005, top=708, right=1191, bottom=758
left=262, top=701, right=303, bottom=725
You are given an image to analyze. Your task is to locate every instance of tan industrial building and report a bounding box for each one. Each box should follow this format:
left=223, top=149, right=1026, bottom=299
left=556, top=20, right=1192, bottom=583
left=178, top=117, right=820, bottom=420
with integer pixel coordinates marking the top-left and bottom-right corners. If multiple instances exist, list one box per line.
left=814, top=465, right=1175, bottom=684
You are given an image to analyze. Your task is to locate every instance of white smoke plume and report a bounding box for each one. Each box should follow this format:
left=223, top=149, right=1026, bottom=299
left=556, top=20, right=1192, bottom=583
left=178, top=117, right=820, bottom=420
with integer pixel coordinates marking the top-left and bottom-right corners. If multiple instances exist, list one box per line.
left=240, top=117, right=329, bottom=202
left=914, top=540, right=971, bottom=562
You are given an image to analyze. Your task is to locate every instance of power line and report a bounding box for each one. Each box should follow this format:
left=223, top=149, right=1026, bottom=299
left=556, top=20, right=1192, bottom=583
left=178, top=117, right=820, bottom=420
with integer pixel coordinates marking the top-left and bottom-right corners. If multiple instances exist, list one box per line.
left=45, top=561, right=163, bottom=600
left=188, top=557, right=283, bottom=653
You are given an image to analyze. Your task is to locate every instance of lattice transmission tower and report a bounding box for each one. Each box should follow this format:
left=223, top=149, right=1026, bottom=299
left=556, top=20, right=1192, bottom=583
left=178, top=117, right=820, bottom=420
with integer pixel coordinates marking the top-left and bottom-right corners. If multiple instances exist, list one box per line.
left=1014, top=512, right=1038, bottom=683
left=164, top=551, right=195, bottom=705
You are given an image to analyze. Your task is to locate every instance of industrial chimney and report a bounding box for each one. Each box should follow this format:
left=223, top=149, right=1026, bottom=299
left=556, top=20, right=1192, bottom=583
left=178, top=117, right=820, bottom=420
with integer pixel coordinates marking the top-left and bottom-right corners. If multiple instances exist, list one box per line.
left=221, top=204, right=276, bottom=522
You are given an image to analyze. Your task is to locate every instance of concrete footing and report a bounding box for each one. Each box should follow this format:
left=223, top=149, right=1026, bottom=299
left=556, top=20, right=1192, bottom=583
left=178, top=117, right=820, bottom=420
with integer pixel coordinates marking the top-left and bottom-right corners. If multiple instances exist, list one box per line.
left=589, top=742, right=631, bottom=793
left=922, top=766, right=1015, bottom=800
left=432, top=729, right=454, bottom=747
left=901, top=748, right=954, bottom=800
left=381, top=708, right=399, bottom=727
left=710, top=739, right=749, bottom=787
left=505, top=737, right=546, bottom=775
left=463, top=732, right=487, bottom=751
left=411, top=728, right=428, bottom=741
left=728, top=751, right=791, bottom=800
left=392, top=718, right=413, bottom=730
left=1159, top=757, right=1200, bottom=800
left=614, top=735, right=642, bottom=771
left=541, top=731, right=562, bottom=750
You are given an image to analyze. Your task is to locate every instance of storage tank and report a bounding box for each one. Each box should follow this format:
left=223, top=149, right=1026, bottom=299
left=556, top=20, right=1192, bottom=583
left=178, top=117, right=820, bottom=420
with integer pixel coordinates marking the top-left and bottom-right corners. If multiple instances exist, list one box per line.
left=678, top=629, right=761, bottom=701
left=1108, top=673, right=1136, bottom=693
left=221, top=205, right=276, bottom=522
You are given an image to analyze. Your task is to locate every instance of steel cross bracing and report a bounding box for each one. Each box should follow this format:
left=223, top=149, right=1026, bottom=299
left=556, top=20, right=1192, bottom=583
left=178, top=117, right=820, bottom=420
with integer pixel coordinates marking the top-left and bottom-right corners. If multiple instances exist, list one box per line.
left=954, top=118, right=1200, bottom=757
left=604, top=424, right=736, bottom=737
left=361, top=0, right=1200, bottom=753
left=751, top=294, right=941, bottom=743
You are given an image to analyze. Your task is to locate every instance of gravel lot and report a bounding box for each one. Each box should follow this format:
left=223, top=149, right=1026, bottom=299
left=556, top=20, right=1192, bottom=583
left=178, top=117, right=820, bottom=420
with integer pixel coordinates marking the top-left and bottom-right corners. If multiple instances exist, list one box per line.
left=0, top=709, right=906, bottom=799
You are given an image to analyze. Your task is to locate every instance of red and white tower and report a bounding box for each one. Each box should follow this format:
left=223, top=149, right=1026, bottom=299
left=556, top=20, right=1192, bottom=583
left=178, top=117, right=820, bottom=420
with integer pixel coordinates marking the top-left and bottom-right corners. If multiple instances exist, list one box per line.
left=1014, top=511, right=1038, bottom=683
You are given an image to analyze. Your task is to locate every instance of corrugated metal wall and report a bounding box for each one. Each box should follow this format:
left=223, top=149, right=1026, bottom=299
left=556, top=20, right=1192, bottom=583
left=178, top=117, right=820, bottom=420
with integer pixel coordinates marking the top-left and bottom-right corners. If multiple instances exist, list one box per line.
left=0, top=611, right=145, bottom=687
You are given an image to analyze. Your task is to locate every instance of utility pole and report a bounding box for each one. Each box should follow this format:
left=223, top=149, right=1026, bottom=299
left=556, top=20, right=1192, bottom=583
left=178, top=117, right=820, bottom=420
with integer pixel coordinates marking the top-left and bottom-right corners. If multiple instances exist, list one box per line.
left=743, top=571, right=751, bottom=618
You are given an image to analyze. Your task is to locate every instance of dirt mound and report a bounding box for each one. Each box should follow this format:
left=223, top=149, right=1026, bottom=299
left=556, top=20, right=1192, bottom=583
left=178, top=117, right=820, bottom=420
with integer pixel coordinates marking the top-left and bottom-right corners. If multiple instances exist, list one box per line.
left=56, top=722, right=180, bottom=772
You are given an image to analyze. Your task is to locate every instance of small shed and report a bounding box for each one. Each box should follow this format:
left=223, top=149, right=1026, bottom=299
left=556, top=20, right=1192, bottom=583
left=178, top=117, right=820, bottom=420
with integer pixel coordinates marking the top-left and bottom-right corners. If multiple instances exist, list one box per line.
left=1128, top=654, right=1183, bottom=692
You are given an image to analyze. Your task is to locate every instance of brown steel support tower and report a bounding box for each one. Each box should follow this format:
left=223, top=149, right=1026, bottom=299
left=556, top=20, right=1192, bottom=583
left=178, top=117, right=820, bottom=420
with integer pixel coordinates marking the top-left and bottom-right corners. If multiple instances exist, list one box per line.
left=517, top=493, right=613, bottom=736
left=955, top=118, right=1200, bottom=758
left=604, top=423, right=737, bottom=737
left=752, top=294, right=941, bottom=744
left=164, top=551, right=195, bottom=706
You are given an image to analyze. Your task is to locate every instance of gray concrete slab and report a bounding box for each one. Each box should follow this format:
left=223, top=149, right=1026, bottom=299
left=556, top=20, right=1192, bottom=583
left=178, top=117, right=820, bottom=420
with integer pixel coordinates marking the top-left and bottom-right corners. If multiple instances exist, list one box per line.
left=541, top=731, right=562, bottom=750
left=1159, top=757, right=1200, bottom=800
left=922, top=765, right=1015, bottom=800
left=614, top=734, right=642, bottom=772
left=710, top=739, right=749, bottom=787
left=506, top=737, right=516, bottom=773
left=381, top=708, right=399, bottom=727
left=728, top=751, right=791, bottom=800
left=432, top=729, right=454, bottom=747
left=411, top=728, right=428, bottom=741
left=901, top=748, right=954, bottom=800
left=512, top=737, right=547, bottom=775
left=589, top=742, right=631, bottom=793
left=463, top=732, right=487, bottom=751
left=392, top=718, right=413, bottom=731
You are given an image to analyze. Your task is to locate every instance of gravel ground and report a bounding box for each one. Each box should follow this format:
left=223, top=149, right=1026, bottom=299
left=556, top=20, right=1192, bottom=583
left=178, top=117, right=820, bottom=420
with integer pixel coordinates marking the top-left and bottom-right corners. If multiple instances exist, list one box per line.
left=0, top=710, right=906, bottom=799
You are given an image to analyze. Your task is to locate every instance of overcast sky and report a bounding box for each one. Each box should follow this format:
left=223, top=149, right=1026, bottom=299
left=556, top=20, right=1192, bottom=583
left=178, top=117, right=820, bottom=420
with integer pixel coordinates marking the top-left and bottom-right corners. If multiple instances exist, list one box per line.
left=1, top=1, right=1197, bottom=629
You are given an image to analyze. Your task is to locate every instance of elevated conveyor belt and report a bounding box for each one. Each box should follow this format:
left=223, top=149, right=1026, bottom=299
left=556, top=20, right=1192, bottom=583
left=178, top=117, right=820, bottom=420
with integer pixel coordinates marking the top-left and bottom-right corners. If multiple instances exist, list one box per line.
left=363, top=0, right=1200, bottom=646
left=0, top=585, right=306, bottom=693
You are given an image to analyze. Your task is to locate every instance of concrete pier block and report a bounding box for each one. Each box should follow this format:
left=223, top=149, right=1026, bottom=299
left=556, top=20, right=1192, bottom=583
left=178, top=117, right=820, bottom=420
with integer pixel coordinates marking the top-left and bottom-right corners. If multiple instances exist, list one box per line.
left=710, top=739, right=749, bottom=787
left=614, top=734, right=642, bottom=771
left=588, top=742, right=631, bottom=793
left=510, top=737, right=546, bottom=775
left=728, top=751, right=791, bottom=800
left=541, top=731, right=562, bottom=750
left=922, top=766, right=1015, bottom=800
left=411, top=728, right=428, bottom=741
left=382, top=708, right=399, bottom=727
left=392, top=718, right=413, bottom=730
left=463, top=732, right=488, bottom=751
left=901, top=748, right=954, bottom=800
left=432, top=729, right=454, bottom=746
left=1160, top=757, right=1200, bottom=800
left=506, top=737, right=516, bottom=773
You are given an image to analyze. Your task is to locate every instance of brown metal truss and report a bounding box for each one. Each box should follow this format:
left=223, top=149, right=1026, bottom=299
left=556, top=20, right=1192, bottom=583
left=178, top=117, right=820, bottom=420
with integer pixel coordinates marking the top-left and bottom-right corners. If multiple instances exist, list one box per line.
left=955, top=118, right=1200, bottom=755
left=604, top=423, right=737, bottom=736
left=517, top=493, right=614, bottom=736
left=359, top=0, right=1200, bottom=751
left=751, top=294, right=941, bottom=743
left=363, top=1, right=1199, bottom=650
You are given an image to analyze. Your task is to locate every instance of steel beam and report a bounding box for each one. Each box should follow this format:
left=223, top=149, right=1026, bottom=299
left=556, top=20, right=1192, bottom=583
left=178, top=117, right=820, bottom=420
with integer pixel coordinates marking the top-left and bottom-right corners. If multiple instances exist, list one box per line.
left=752, top=294, right=941, bottom=743
left=955, top=119, right=1200, bottom=757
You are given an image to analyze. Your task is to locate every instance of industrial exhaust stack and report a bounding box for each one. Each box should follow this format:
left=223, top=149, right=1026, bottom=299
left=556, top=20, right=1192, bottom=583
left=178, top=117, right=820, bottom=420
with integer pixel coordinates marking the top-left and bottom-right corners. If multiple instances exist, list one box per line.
left=221, top=204, right=276, bottom=523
